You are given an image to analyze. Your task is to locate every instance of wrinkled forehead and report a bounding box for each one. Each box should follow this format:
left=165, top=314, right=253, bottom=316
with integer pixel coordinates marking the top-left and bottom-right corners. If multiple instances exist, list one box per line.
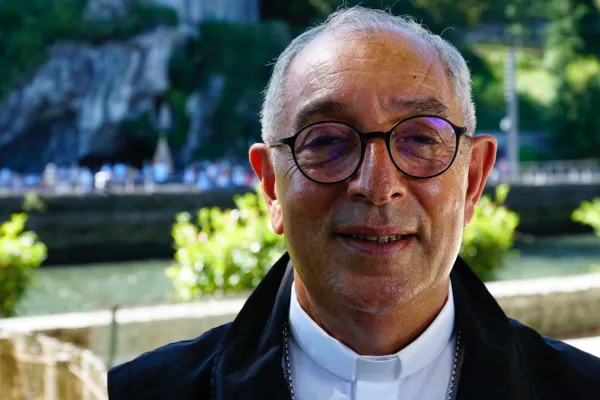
left=283, top=29, right=461, bottom=132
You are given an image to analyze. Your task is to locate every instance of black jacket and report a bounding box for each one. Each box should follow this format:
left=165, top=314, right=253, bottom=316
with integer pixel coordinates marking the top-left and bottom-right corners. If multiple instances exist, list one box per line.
left=108, top=254, right=600, bottom=399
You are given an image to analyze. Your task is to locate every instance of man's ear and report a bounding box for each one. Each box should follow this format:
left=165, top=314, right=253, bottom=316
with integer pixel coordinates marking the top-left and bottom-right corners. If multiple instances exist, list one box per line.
left=249, top=144, right=284, bottom=234
left=463, top=135, right=497, bottom=228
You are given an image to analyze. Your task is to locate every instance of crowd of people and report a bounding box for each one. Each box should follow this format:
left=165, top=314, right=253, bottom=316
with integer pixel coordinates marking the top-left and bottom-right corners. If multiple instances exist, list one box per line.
left=0, top=159, right=258, bottom=194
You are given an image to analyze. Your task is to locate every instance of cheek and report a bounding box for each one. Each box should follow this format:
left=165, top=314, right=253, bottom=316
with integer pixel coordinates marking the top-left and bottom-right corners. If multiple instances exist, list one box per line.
left=278, top=164, right=339, bottom=233
left=414, top=175, right=466, bottom=236
left=421, top=179, right=443, bottom=197
left=413, top=176, right=466, bottom=273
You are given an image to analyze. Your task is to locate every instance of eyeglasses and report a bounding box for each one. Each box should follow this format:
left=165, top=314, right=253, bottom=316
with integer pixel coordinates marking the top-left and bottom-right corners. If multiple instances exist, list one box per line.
left=270, top=115, right=467, bottom=184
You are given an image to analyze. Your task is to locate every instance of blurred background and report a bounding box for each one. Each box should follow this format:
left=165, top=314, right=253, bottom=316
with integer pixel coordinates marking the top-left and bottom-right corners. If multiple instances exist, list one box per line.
left=1, top=0, right=600, bottom=399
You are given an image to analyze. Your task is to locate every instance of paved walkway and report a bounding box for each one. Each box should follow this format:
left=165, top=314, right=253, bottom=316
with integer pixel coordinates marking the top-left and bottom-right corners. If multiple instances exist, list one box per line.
left=565, top=337, right=600, bottom=357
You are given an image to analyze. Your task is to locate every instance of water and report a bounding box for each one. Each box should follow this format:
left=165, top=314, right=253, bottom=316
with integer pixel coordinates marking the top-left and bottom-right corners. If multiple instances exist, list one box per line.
left=498, top=234, right=600, bottom=280
left=13, top=234, right=600, bottom=317
left=15, top=260, right=175, bottom=317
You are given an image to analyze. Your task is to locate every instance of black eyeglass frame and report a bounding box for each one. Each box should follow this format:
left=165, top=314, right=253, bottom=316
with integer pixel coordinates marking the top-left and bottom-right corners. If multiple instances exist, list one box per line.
left=269, top=114, right=468, bottom=184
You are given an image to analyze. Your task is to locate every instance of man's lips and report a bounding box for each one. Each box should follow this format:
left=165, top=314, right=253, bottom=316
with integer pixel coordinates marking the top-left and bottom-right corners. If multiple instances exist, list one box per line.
left=335, top=226, right=417, bottom=238
left=336, top=233, right=416, bottom=256
left=334, top=227, right=418, bottom=255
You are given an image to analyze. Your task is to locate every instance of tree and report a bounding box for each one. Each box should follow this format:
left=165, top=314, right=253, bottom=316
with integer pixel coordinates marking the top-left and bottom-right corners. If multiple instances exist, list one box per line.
left=168, top=21, right=292, bottom=159
left=542, top=0, right=600, bottom=71
left=549, top=57, right=600, bottom=160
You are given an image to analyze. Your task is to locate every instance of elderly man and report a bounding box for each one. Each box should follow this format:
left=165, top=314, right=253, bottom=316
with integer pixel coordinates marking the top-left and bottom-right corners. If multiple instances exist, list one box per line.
left=108, top=6, right=600, bottom=400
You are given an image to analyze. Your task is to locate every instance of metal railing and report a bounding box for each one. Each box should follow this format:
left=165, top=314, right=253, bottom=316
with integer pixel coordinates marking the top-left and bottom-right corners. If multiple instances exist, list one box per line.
left=0, top=160, right=598, bottom=197
left=488, top=160, right=600, bottom=185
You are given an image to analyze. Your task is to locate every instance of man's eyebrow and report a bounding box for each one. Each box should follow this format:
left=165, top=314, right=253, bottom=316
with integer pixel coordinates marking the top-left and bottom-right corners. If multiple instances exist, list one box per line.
left=292, top=99, right=350, bottom=132
left=384, top=97, right=452, bottom=119
left=291, top=96, right=454, bottom=132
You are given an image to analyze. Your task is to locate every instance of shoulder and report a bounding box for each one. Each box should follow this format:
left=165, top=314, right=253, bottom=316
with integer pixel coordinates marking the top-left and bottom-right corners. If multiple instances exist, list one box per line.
left=509, top=319, right=600, bottom=396
left=108, top=322, right=231, bottom=400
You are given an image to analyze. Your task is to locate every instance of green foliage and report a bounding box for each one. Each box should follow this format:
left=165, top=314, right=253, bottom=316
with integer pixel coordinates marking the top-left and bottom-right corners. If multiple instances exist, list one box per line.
left=167, top=187, right=286, bottom=299
left=572, top=198, right=600, bottom=236
left=168, top=2, right=499, bottom=160
left=471, top=45, right=552, bottom=132
left=168, top=20, right=292, bottom=159
left=262, top=0, right=486, bottom=31
left=79, top=2, right=178, bottom=44
left=0, top=213, right=47, bottom=317
left=471, top=75, right=506, bottom=131
left=549, top=57, right=600, bottom=159
left=471, top=70, right=550, bottom=132
left=543, top=0, right=600, bottom=71
left=0, top=0, right=177, bottom=98
left=410, top=0, right=488, bottom=27
left=22, top=192, right=46, bottom=213
left=460, top=184, right=520, bottom=281
left=261, top=0, right=326, bottom=26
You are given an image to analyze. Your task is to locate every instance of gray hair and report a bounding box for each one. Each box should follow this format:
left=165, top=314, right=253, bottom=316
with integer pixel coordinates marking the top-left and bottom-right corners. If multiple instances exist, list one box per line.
left=260, top=6, right=476, bottom=145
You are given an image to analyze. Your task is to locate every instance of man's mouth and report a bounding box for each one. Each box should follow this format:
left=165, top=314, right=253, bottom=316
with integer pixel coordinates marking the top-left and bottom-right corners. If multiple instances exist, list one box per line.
left=336, top=232, right=417, bottom=255
left=345, top=234, right=415, bottom=243
left=335, top=226, right=417, bottom=254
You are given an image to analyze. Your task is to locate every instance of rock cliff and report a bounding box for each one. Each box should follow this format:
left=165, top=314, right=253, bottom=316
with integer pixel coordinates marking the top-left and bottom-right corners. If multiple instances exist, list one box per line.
left=0, top=27, right=184, bottom=172
left=0, top=0, right=259, bottom=172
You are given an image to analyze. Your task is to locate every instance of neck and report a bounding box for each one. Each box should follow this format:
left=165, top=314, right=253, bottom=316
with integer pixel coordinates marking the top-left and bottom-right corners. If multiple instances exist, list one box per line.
left=293, top=272, right=450, bottom=356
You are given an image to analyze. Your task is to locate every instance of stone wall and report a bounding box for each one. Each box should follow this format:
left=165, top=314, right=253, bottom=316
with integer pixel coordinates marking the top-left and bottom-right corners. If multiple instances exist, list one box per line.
left=1, top=274, right=599, bottom=367
left=489, top=274, right=600, bottom=338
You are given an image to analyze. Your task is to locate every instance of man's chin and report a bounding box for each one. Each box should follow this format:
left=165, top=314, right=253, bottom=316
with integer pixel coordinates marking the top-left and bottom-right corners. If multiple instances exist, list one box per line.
left=335, top=279, right=412, bottom=315
left=345, top=299, right=403, bottom=316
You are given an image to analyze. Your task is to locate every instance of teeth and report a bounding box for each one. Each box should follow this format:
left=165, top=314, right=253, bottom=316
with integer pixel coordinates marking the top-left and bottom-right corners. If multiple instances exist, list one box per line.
left=350, top=234, right=407, bottom=243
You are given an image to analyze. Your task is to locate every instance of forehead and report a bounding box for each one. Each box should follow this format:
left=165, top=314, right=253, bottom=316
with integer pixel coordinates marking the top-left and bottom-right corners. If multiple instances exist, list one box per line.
left=284, top=29, right=461, bottom=130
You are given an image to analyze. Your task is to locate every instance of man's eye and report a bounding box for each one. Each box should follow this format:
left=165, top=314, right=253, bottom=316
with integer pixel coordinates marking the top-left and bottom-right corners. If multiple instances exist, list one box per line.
left=402, top=135, right=439, bottom=145
left=305, top=136, right=344, bottom=147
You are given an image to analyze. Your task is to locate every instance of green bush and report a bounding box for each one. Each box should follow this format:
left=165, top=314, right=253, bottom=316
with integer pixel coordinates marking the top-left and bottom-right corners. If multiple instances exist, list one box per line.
left=460, top=184, right=520, bottom=281
left=0, top=213, right=47, bottom=317
left=572, top=198, right=600, bottom=236
left=167, top=187, right=286, bottom=300
left=169, top=185, right=520, bottom=299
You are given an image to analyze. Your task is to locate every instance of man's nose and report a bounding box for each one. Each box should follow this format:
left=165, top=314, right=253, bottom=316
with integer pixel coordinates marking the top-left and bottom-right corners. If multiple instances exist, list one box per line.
left=346, top=139, right=407, bottom=205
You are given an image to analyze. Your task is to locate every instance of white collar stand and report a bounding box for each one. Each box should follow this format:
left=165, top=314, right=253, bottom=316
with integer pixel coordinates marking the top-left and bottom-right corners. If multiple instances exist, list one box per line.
left=289, top=281, right=455, bottom=382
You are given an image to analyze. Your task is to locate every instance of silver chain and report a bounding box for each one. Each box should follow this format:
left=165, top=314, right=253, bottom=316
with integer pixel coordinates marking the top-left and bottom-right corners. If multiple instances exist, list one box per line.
left=282, top=321, right=462, bottom=400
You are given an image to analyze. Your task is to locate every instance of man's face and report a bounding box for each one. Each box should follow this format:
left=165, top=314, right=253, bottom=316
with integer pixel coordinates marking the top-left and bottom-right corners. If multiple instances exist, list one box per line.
left=251, top=30, right=495, bottom=315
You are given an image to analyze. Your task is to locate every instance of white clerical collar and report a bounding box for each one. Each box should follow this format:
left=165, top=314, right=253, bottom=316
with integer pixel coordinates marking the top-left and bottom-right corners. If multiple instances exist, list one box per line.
left=289, top=281, right=455, bottom=382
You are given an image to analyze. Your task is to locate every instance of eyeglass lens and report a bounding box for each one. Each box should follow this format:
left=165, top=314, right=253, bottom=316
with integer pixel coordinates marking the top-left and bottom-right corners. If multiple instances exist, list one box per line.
left=293, top=117, right=457, bottom=183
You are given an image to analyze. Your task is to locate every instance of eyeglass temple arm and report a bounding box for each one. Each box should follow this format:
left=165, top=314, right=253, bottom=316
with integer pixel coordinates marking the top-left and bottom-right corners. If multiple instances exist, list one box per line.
left=269, top=137, right=295, bottom=148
